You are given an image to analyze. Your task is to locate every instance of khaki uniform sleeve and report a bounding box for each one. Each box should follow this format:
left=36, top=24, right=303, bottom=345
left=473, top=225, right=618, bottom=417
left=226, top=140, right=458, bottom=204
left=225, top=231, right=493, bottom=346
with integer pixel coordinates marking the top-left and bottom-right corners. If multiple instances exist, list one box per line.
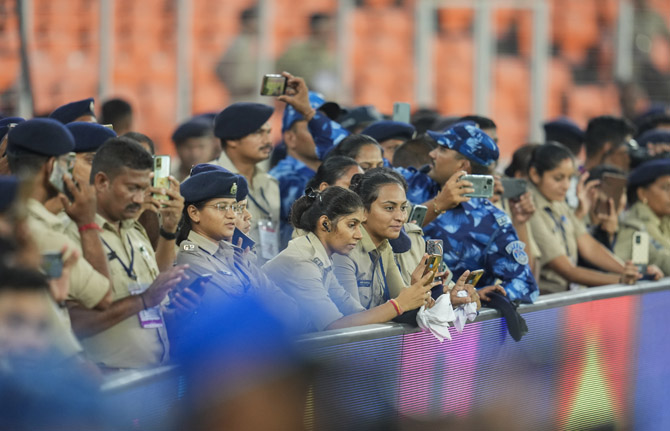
left=613, top=225, right=635, bottom=262
left=568, top=210, right=588, bottom=238
left=332, top=253, right=362, bottom=303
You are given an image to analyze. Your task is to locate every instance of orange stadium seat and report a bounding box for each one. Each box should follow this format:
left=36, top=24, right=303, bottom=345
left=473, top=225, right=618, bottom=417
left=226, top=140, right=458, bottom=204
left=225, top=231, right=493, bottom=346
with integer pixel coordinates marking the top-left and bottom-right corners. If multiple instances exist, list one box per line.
left=438, top=8, right=474, bottom=35
left=566, top=85, right=609, bottom=127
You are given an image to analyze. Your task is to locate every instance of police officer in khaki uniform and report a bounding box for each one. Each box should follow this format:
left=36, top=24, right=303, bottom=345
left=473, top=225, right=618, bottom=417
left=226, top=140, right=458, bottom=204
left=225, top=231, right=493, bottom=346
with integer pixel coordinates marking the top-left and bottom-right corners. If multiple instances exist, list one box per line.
left=211, top=103, right=280, bottom=262
left=263, top=187, right=436, bottom=332
left=527, top=142, right=639, bottom=295
left=333, top=225, right=406, bottom=308
left=64, top=138, right=187, bottom=370
left=394, top=222, right=427, bottom=287
left=614, top=159, right=670, bottom=275
left=5, top=119, right=114, bottom=360
left=174, top=164, right=301, bottom=333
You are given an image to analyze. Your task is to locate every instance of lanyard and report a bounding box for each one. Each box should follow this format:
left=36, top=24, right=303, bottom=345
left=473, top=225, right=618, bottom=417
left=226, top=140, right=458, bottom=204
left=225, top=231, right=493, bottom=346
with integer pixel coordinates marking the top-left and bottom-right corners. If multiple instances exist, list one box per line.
left=247, top=187, right=271, bottom=218
left=544, top=208, right=571, bottom=257
left=368, top=251, right=390, bottom=301
left=101, top=234, right=136, bottom=280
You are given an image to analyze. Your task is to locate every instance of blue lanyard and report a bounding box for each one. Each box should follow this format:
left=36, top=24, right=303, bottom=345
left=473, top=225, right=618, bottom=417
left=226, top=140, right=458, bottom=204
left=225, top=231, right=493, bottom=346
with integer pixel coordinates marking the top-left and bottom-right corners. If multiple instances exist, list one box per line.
left=247, top=187, right=272, bottom=218
left=101, top=234, right=136, bottom=280
left=544, top=208, right=571, bottom=257
left=369, top=251, right=390, bottom=301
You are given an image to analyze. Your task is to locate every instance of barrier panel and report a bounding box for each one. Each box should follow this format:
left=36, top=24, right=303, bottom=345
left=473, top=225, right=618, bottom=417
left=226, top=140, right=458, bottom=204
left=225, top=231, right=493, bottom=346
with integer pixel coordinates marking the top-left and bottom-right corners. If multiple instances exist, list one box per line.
left=102, top=280, right=670, bottom=430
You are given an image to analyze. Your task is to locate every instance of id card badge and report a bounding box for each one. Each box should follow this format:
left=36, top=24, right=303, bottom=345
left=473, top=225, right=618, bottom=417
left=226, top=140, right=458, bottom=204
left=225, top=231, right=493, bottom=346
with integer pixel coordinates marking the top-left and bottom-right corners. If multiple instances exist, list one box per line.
left=128, top=282, right=164, bottom=328
left=258, top=219, right=279, bottom=260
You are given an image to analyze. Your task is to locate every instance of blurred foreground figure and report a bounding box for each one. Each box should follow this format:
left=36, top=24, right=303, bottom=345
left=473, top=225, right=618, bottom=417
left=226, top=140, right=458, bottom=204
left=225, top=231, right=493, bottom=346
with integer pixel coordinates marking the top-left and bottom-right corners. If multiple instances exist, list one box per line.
left=176, top=297, right=310, bottom=431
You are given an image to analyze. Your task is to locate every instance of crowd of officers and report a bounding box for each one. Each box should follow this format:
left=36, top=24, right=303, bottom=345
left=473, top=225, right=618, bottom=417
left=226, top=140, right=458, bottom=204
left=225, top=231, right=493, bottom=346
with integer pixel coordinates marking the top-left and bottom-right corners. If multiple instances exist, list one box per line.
left=2, top=72, right=670, bottom=376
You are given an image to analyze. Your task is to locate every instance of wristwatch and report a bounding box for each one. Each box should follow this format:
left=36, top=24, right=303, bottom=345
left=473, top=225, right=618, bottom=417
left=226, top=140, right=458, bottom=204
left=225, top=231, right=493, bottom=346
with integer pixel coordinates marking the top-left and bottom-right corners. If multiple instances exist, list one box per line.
left=159, top=227, right=177, bottom=240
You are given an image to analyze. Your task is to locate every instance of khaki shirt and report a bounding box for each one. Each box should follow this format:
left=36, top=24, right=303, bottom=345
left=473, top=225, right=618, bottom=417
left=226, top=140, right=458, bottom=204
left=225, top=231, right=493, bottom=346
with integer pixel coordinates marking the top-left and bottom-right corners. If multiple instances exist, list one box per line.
left=528, top=186, right=587, bottom=294
left=497, top=198, right=542, bottom=261
left=262, top=232, right=365, bottom=332
left=27, top=199, right=110, bottom=309
left=210, top=151, right=281, bottom=258
left=615, top=202, right=670, bottom=275
left=45, top=294, right=84, bottom=358
left=175, top=230, right=301, bottom=324
left=65, top=214, right=168, bottom=369
left=332, top=226, right=406, bottom=309
left=395, top=223, right=426, bottom=286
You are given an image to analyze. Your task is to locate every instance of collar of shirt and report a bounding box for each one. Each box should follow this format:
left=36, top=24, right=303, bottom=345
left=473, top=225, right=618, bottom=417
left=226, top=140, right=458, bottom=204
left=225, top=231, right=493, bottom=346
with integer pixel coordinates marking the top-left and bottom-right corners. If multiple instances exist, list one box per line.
left=360, top=225, right=389, bottom=256
left=94, top=213, right=139, bottom=235
left=27, top=198, right=64, bottom=231
left=529, top=184, right=561, bottom=213
left=303, top=231, right=333, bottom=271
left=629, top=201, right=661, bottom=229
left=187, top=230, right=235, bottom=259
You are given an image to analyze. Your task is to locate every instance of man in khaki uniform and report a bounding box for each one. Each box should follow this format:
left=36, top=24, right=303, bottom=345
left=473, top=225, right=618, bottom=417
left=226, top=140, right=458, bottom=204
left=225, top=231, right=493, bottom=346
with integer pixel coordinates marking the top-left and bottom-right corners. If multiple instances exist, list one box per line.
left=332, top=226, right=406, bottom=309
left=211, top=103, right=280, bottom=262
left=5, top=119, right=114, bottom=359
left=65, top=138, right=187, bottom=369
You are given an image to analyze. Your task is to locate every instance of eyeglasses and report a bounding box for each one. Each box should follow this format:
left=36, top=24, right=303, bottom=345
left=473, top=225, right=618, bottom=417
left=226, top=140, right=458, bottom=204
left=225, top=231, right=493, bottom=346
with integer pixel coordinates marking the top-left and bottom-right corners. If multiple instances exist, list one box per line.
left=204, top=203, right=244, bottom=214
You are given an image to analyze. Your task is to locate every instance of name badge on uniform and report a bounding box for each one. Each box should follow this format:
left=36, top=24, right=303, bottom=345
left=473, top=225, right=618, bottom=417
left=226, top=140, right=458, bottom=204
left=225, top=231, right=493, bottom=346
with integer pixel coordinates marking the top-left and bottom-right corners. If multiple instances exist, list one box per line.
left=496, top=214, right=510, bottom=227
left=358, top=280, right=372, bottom=288
left=258, top=219, right=279, bottom=260
left=128, top=282, right=164, bottom=329
left=505, top=241, right=529, bottom=265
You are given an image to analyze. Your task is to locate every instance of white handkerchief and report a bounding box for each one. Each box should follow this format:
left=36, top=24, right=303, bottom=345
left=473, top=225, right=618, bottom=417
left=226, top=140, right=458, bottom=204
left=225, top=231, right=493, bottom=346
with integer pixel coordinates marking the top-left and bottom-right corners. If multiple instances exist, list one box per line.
left=453, top=290, right=478, bottom=333
left=417, top=294, right=457, bottom=342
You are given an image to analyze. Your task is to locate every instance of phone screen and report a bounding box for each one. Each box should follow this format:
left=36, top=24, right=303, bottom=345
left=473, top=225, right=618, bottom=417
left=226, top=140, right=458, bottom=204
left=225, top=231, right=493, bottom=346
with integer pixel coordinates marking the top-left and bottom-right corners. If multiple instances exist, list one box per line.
left=260, top=74, right=287, bottom=96
left=41, top=252, right=63, bottom=279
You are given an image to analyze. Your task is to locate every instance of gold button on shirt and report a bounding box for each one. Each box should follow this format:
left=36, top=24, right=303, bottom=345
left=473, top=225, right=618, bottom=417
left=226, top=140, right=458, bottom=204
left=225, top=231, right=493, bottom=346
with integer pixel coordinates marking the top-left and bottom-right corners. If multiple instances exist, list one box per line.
left=332, top=226, right=406, bottom=309
left=65, top=214, right=168, bottom=369
left=528, top=186, right=586, bottom=294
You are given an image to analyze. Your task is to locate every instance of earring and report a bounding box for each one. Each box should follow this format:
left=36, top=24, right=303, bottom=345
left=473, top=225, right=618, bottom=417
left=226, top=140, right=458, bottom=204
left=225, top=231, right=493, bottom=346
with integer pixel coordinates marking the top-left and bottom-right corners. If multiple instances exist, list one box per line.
left=322, top=221, right=331, bottom=232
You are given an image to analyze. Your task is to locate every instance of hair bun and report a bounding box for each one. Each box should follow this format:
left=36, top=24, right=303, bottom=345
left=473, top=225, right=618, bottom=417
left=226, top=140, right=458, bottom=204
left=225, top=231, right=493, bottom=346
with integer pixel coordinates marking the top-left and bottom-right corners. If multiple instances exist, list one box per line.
left=349, top=173, right=363, bottom=193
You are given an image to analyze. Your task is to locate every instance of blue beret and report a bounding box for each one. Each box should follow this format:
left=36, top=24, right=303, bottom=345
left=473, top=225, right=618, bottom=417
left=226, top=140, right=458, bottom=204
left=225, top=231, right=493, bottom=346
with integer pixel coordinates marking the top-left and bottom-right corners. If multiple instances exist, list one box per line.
left=543, top=118, right=584, bottom=142
left=0, top=175, right=19, bottom=212
left=338, top=105, right=383, bottom=131
left=360, top=120, right=416, bottom=143
left=66, top=122, right=117, bottom=153
left=281, top=91, right=330, bottom=132
left=191, top=112, right=217, bottom=125
left=0, top=117, right=25, bottom=142
left=172, top=119, right=213, bottom=145
left=7, top=118, right=75, bottom=157
left=628, top=158, right=670, bottom=189
left=636, top=129, right=670, bottom=147
left=214, top=102, right=274, bottom=140
left=426, top=121, right=499, bottom=166
left=181, top=166, right=239, bottom=202
left=49, top=98, right=96, bottom=124
left=188, top=163, right=249, bottom=201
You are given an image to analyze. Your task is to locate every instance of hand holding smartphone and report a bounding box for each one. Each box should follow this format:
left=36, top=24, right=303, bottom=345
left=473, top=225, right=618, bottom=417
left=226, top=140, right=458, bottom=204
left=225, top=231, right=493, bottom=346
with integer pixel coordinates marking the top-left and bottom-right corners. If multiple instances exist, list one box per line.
left=153, top=155, right=171, bottom=201
left=460, top=174, right=494, bottom=198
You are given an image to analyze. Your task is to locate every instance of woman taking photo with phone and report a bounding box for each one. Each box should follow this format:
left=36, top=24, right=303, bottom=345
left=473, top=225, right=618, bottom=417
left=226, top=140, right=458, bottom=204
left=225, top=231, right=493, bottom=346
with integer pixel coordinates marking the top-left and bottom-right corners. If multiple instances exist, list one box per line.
left=262, top=186, right=469, bottom=332
left=613, top=158, right=670, bottom=275
left=527, top=142, right=640, bottom=294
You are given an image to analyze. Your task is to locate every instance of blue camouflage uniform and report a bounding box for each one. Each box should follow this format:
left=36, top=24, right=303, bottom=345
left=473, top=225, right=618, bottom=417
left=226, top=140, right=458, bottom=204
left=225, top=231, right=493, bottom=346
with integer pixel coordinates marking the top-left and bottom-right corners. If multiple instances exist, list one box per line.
left=270, top=91, right=349, bottom=249
left=396, top=123, right=539, bottom=303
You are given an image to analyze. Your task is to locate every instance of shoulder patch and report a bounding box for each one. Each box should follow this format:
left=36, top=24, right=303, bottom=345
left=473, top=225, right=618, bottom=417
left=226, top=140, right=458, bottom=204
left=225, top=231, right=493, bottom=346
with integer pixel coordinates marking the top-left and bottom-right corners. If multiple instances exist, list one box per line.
left=311, top=257, right=324, bottom=269
left=505, top=240, right=529, bottom=265
left=182, top=243, right=196, bottom=252
left=496, top=214, right=511, bottom=227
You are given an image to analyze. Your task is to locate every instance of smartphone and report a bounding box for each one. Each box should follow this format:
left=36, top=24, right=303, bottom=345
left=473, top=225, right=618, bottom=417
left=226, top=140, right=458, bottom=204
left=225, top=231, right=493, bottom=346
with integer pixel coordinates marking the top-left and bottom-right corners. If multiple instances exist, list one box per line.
left=465, top=269, right=484, bottom=287
left=48, top=152, right=75, bottom=197
left=422, top=239, right=443, bottom=283
left=41, top=252, right=63, bottom=279
left=408, top=204, right=427, bottom=226
left=169, top=273, right=213, bottom=303
left=260, top=74, right=287, bottom=96
left=501, top=178, right=527, bottom=200
left=153, top=155, right=171, bottom=201
left=595, top=173, right=627, bottom=215
left=392, top=102, right=411, bottom=124
left=632, top=231, right=649, bottom=266
left=232, top=227, right=255, bottom=250
left=460, top=174, right=494, bottom=198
